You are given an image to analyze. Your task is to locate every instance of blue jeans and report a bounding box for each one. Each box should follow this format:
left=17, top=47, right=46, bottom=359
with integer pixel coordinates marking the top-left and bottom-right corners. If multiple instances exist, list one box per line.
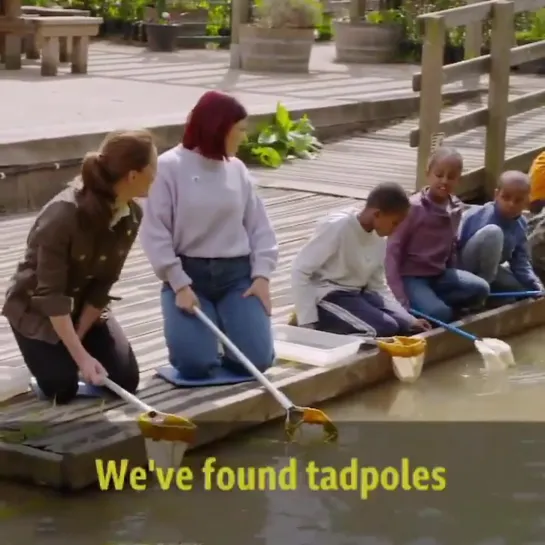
left=459, top=224, right=526, bottom=293
left=161, top=256, right=274, bottom=380
left=403, top=268, right=490, bottom=323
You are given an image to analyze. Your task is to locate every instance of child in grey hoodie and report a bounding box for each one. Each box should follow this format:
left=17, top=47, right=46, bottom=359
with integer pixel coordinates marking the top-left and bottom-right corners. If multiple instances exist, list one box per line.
left=385, top=147, right=490, bottom=322
left=291, top=182, right=429, bottom=337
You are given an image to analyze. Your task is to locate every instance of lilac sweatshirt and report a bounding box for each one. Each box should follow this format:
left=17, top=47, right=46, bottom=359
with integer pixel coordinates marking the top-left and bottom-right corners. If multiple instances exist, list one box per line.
left=385, top=188, right=464, bottom=305
left=139, top=146, right=278, bottom=292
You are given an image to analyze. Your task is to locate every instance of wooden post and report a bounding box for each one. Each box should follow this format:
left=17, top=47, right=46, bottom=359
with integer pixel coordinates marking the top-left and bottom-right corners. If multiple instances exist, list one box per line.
left=71, top=36, right=89, bottom=74
left=463, top=0, right=482, bottom=91
left=229, top=0, right=250, bottom=69
left=416, top=15, right=446, bottom=189
left=349, top=0, right=366, bottom=22
left=3, top=0, right=22, bottom=69
left=41, top=36, right=59, bottom=76
left=483, top=0, right=513, bottom=199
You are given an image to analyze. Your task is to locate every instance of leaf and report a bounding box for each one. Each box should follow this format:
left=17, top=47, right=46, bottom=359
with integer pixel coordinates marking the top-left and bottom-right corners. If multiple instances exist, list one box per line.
left=292, top=115, right=315, bottom=134
left=275, top=102, right=292, bottom=134
left=251, top=146, right=283, bottom=168
left=290, top=133, right=313, bottom=155
left=261, top=149, right=283, bottom=169
left=257, top=127, right=280, bottom=145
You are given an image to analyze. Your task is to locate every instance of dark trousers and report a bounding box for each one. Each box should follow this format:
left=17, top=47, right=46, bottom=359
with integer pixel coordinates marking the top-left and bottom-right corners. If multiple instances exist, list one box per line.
left=11, top=316, right=139, bottom=404
left=317, top=289, right=415, bottom=337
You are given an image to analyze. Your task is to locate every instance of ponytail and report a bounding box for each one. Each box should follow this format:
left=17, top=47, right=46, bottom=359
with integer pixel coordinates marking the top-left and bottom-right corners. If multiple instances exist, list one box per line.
left=77, top=151, right=117, bottom=226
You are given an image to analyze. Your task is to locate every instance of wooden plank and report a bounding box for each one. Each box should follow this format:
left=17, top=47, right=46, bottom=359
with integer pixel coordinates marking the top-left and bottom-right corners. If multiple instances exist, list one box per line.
left=418, top=0, right=545, bottom=29
left=514, top=0, right=545, bottom=12
left=418, top=1, right=493, bottom=29
left=463, top=144, right=545, bottom=190
left=409, top=87, right=545, bottom=148
left=412, top=38, right=545, bottom=93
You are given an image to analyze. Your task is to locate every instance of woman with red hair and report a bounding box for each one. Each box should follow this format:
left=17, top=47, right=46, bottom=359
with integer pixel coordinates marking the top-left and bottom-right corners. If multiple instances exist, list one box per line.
left=140, top=91, right=278, bottom=381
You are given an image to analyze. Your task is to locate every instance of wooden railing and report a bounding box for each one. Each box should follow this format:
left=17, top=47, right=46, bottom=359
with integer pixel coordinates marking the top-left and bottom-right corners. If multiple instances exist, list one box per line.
left=411, top=0, right=545, bottom=199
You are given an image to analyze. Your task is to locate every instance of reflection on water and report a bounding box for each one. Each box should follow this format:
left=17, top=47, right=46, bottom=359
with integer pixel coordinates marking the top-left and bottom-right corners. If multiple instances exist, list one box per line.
left=3, top=329, right=545, bottom=545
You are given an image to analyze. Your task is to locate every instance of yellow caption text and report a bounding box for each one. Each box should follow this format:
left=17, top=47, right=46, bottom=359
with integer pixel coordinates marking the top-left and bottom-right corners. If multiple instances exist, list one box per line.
left=96, top=457, right=447, bottom=499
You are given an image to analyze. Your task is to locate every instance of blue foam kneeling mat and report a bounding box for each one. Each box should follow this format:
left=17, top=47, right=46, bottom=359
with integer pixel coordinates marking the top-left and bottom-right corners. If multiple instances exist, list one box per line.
left=29, top=378, right=105, bottom=400
left=156, top=365, right=255, bottom=387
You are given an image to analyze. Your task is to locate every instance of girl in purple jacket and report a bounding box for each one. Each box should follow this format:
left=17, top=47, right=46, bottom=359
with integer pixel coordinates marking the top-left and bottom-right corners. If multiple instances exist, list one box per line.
left=385, top=147, right=490, bottom=322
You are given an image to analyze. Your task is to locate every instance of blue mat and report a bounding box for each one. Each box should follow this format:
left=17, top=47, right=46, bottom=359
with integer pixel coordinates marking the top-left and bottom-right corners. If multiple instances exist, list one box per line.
left=29, top=378, right=104, bottom=400
left=156, top=365, right=255, bottom=387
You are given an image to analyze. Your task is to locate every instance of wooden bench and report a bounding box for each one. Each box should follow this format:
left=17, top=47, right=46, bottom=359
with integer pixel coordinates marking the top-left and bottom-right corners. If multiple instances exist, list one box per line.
left=0, top=15, right=30, bottom=69
left=23, top=16, right=101, bottom=76
left=21, top=6, right=91, bottom=16
left=20, top=6, right=90, bottom=61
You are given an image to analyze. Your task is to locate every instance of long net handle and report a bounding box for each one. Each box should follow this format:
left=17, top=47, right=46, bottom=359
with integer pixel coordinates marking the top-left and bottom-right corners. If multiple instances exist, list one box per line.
left=193, top=307, right=293, bottom=411
left=103, top=378, right=155, bottom=414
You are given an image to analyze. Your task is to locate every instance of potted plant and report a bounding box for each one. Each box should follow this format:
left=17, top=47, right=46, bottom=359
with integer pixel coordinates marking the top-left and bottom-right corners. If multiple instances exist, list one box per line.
left=334, top=0, right=404, bottom=63
left=145, top=2, right=181, bottom=52
left=444, top=26, right=465, bottom=65
left=513, top=9, right=545, bottom=74
left=168, top=0, right=209, bottom=48
left=239, top=0, right=323, bottom=73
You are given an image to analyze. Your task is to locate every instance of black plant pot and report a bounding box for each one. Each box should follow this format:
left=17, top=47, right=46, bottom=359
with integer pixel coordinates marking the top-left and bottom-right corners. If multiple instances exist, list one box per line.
left=131, top=22, right=141, bottom=41
left=145, top=23, right=180, bottom=52
left=140, top=23, right=148, bottom=43
left=122, top=21, right=134, bottom=40
left=443, top=44, right=464, bottom=65
left=398, top=39, right=422, bottom=62
left=101, top=17, right=124, bottom=36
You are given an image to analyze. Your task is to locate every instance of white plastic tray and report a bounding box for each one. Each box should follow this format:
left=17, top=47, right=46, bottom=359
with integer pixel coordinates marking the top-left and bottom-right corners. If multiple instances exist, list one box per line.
left=0, top=367, right=31, bottom=403
left=273, top=325, right=361, bottom=367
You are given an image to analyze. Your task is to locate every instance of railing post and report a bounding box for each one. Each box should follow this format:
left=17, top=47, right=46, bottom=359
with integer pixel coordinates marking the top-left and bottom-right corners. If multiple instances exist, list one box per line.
left=416, top=15, right=446, bottom=189
left=484, top=0, right=513, bottom=199
left=463, top=0, right=482, bottom=91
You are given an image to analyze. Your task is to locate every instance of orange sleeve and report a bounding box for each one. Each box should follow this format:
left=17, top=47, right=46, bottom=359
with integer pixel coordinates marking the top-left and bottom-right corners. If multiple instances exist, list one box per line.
left=530, top=152, right=545, bottom=203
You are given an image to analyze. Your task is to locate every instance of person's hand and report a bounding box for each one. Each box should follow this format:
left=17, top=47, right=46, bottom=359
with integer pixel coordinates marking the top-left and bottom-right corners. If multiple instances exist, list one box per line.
left=243, top=277, right=271, bottom=315
left=77, top=353, right=108, bottom=385
left=175, top=286, right=200, bottom=313
left=412, top=318, right=432, bottom=332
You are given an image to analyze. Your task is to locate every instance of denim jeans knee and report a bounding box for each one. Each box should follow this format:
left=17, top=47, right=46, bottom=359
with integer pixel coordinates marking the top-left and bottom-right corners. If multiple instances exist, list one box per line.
left=161, top=285, right=220, bottom=379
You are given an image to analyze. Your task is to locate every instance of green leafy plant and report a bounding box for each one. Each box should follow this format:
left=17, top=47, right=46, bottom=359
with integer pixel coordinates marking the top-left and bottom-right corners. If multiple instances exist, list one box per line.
left=238, top=103, right=322, bottom=169
left=255, top=0, right=323, bottom=29
left=516, top=8, right=545, bottom=42
left=316, top=12, right=333, bottom=40
left=366, top=9, right=403, bottom=25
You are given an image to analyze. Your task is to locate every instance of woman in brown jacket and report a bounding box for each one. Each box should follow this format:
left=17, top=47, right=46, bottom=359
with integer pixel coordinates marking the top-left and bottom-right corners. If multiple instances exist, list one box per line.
left=2, top=129, right=157, bottom=403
